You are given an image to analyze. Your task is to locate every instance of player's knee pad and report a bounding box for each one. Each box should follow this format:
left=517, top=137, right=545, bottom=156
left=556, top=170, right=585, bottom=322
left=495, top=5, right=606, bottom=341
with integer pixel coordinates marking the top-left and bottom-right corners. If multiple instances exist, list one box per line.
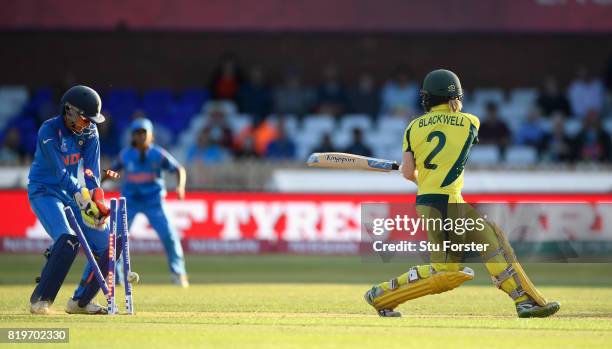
left=369, top=265, right=474, bottom=310
left=483, top=221, right=547, bottom=306
left=30, top=234, right=80, bottom=304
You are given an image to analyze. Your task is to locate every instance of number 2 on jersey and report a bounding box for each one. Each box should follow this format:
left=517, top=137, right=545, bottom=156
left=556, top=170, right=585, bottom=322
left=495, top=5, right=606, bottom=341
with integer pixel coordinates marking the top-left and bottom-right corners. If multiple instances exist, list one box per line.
left=424, top=131, right=446, bottom=169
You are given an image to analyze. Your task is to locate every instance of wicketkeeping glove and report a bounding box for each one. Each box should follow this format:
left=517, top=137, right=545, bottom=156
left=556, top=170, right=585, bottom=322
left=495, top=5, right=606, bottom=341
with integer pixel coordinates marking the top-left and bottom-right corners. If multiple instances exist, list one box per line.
left=91, top=188, right=110, bottom=229
left=73, top=188, right=102, bottom=230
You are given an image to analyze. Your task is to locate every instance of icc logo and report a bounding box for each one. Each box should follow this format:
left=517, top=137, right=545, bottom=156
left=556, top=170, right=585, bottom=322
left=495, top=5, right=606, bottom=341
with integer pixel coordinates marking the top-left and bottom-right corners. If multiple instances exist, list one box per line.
left=448, top=85, right=456, bottom=92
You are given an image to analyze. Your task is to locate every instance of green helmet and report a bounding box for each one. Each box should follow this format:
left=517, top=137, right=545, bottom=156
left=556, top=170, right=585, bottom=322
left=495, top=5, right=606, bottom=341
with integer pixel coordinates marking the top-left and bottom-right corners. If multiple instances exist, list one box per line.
left=422, top=69, right=463, bottom=97
left=420, top=69, right=463, bottom=111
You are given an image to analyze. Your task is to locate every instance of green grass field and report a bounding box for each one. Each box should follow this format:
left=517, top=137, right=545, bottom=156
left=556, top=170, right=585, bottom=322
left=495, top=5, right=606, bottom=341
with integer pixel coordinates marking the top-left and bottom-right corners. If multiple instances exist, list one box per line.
left=1, top=254, right=612, bottom=348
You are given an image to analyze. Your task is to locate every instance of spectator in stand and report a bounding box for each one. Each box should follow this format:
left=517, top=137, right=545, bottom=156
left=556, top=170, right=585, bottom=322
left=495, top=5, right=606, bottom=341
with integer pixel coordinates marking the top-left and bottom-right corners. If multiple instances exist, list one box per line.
left=238, top=65, right=272, bottom=123
left=347, top=73, right=380, bottom=119
left=536, top=76, right=571, bottom=117
left=209, top=53, right=245, bottom=101
left=202, top=103, right=234, bottom=150
left=515, top=107, right=547, bottom=156
left=311, top=133, right=335, bottom=154
left=380, top=66, right=419, bottom=117
left=567, top=65, right=605, bottom=118
left=344, top=128, right=372, bottom=157
left=234, top=135, right=259, bottom=159
left=0, top=126, right=27, bottom=165
left=316, top=64, right=347, bottom=117
left=273, top=68, right=316, bottom=117
left=478, top=101, right=511, bottom=160
left=541, top=113, right=574, bottom=162
left=234, top=116, right=278, bottom=157
left=187, top=128, right=231, bottom=165
left=265, top=122, right=296, bottom=160
left=573, top=109, right=611, bottom=163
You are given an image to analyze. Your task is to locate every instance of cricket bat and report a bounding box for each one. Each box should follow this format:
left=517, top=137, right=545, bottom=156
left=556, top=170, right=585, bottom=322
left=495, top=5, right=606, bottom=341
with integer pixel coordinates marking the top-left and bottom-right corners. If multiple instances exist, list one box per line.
left=306, top=152, right=400, bottom=172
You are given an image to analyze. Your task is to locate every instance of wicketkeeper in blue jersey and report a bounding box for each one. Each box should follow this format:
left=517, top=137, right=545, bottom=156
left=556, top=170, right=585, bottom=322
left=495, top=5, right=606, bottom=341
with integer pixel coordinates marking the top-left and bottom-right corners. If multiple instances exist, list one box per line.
left=111, top=117, right=189, bottom=287
left=28, top=85, right=115, bottom=315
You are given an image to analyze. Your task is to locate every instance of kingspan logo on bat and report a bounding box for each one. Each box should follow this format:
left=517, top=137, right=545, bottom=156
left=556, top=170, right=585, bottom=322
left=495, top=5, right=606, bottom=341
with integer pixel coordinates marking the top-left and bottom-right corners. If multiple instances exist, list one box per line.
left=325, top=154, right=356, bottom=163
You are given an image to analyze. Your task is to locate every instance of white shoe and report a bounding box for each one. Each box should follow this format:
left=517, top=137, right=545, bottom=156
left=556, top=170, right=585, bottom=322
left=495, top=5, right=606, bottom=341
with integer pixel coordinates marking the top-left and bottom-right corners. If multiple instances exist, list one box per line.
left=30, top=301, right=51, bottom=315
left=65, top=298, right=107, bottom=315
left=172, top=273, right=189, bottom=288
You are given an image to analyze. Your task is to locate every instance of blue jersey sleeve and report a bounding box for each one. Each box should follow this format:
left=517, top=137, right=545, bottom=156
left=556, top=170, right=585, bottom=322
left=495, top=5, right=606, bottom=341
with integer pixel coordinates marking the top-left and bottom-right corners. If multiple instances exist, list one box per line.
left=82, top=127, right=101, bottom=189
left=38, top=125, right=81, bottom=195
left=160, top=147, right=181, bottom=172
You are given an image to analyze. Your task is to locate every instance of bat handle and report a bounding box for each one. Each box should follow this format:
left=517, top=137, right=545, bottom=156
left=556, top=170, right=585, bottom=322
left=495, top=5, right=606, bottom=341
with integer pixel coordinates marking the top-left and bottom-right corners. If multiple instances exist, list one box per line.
left=391, top=163, right=400, bottom=171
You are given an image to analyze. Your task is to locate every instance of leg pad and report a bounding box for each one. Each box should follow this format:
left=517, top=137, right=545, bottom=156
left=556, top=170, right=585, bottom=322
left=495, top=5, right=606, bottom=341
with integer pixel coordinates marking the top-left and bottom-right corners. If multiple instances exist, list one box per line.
left=487, top=221, right=547, bottom=306
left=30, top=234, right=79, bottom=304
left=372, top=267, right=474, bottom=310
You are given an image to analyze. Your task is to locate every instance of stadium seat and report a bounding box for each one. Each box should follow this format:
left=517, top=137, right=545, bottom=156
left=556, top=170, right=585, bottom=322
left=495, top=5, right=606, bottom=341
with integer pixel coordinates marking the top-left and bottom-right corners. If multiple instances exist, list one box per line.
left=228, top=114, right=252, bottom=133
left=303, top=114, right=336, bottom=134
left=143, top=89, right=175, bottom=122
left=181, top=89, right=209, bottom=109
left=331, top=129, right=353, bottom=149
left=564, top=119, right=582, bottom=136
left=501, top=111, right=525, bottom=135
left=509, top=88, right=538, bottom=106
left=104, top=88, right=139, bottom=125
left=473, top=88, right=505, bottom=106
left=268, top=114, right=299, bottom=138
left=164, top=103, right=193, bottom=133
left=0, top=86, right=29, bottom=126
left=295, top=132, right=322, bottom=160
left=377, top=116, right=409, bottom=138
left=0, top=86, right=28, bottom=106
left=22, top=88, right=53, bottom=117
left=176, top=113, right=208, bottom=149
left=469, top=145, right=500, bottom=165
left=372, top=135, right=402, bottom=161
left=604, top=119, right=612, bottom=134
left=203, top=100, right=237, bottom=115
left=505, top=145, right=538, bottom=165
left=462, top=103, right=486, bottom=120
left=340, top=114, right=372, bottom=131
left=499, top=101, right=530, bottom=124
left=540, top=118, right=553, bottom=133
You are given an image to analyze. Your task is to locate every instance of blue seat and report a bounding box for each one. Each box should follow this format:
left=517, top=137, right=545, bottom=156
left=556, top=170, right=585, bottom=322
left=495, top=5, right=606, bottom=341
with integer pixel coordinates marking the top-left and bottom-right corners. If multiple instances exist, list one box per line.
left=181, top=89, right=209, bottom=107
left=143, top=89, right=175, bottom=123
left=104, top=88, right=140, bottom=123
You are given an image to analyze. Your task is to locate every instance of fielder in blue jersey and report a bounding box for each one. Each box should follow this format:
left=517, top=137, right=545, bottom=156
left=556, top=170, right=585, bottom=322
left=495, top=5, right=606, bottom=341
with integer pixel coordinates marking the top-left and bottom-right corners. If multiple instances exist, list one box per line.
left=111, top=118, right=189, bottom=287
left=28, top=85, right=113, bottom=315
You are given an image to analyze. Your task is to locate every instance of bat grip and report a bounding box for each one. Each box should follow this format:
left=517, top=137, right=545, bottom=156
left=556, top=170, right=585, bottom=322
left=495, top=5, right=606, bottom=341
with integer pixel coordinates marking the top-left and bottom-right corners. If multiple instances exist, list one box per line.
left=391, top=163, right=400, bottom=171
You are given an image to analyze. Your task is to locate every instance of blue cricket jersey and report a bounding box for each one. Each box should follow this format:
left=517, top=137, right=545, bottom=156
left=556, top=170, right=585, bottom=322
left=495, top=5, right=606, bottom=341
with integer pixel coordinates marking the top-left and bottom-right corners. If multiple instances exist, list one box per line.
left=112, top=145, right=181, bottom=202
left=28, top=116, right=101, bottom=197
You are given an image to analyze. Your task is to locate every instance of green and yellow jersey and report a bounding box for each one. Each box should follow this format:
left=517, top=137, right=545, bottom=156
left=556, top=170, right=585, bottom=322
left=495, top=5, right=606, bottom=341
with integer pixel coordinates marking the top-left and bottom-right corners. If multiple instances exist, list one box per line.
left=402, top=104, right=480, bottom=201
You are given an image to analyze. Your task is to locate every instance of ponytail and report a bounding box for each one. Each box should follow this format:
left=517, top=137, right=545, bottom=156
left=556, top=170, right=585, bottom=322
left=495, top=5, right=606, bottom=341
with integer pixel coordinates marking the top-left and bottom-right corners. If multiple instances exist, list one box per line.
left=449, top=98, right=463, bottom=113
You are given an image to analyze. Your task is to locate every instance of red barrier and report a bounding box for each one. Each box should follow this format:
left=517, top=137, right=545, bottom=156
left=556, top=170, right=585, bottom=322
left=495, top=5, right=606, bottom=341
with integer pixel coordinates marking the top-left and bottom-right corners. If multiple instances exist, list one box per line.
left=2, top=191, right=611, bottom=253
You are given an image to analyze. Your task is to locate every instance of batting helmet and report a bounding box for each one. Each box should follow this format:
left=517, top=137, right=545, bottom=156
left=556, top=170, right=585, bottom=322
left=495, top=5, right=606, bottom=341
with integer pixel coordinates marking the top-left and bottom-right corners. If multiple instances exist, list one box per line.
left=60, top=85, right=105, bottom=123
left=420, top=69, right=463, bottom=112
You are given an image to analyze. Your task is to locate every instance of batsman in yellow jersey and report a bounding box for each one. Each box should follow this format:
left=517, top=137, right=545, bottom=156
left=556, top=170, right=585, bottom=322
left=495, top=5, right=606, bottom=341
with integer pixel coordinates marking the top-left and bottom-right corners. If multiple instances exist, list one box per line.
left=364, top=69, right=560, bottom=318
